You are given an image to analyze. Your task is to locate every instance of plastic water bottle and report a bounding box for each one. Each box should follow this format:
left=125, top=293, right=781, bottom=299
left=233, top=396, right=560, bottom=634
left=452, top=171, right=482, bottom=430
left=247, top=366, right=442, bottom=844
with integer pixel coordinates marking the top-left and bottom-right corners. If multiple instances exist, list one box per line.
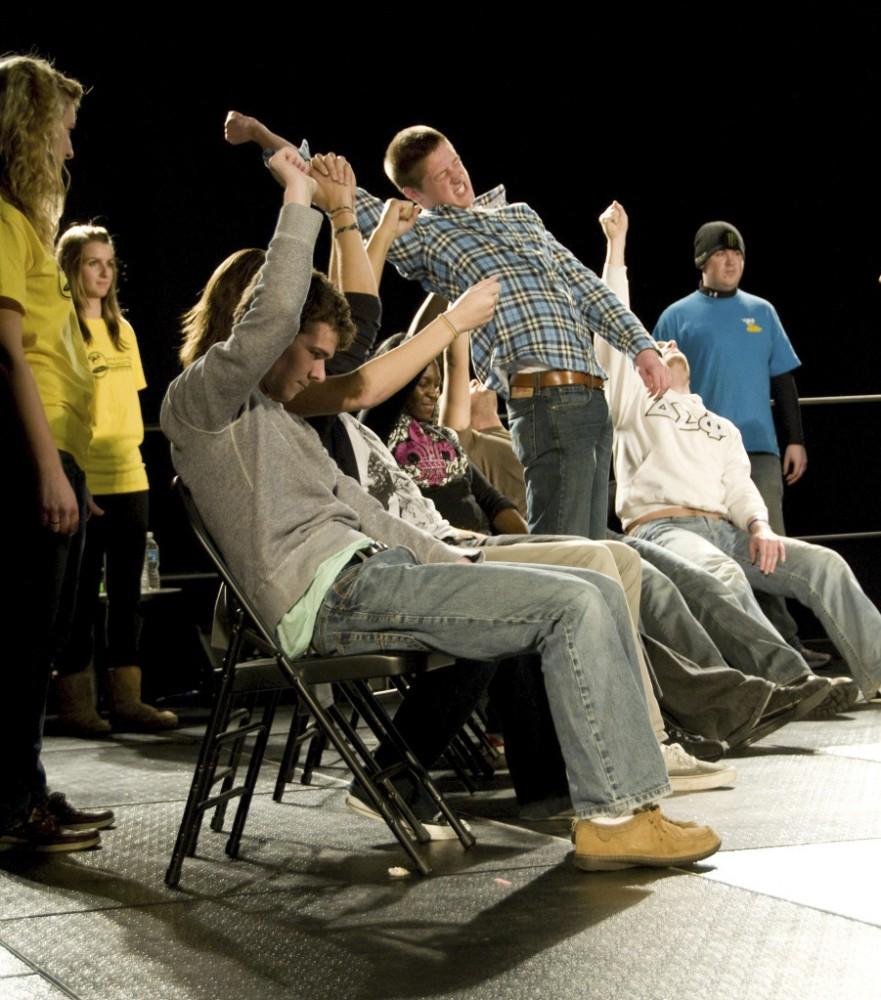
left=142, top=532, right=160, bottom=592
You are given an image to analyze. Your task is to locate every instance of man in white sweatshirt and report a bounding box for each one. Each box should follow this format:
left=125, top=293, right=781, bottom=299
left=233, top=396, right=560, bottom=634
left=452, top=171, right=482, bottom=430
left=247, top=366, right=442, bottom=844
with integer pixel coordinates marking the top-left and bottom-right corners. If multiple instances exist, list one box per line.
left=595, top=202, right=881, bottom=703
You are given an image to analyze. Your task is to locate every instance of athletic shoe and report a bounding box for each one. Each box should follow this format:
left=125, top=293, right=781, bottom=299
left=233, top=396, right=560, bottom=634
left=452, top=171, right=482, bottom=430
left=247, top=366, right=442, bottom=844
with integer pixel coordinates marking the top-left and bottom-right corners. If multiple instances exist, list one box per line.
left=805, top=676, right=861, bottom=720
left=345, top=791, right=470, bottom=842
left=47, top=792, right=115, bottom=831
left=572, top=806, right=721, bottom=871
left=661, top=742, right=736, bottom=792
left=661, top=720, right=726, bottom=762
left=0, top=807, right=100, bottom=854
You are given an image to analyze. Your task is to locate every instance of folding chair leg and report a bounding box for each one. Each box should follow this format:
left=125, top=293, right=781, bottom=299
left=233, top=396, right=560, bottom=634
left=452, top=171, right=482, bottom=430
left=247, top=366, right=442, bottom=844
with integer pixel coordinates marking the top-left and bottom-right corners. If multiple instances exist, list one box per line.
left=167, top=689, right=234, bottom=885
left=295, top=729, right=321, bottom=785
left=346, top=678, right=476, bottom=850
left=273, top=697, right=312, bottom=802
left=294, top=679, right=433, bottom=875
left=226, top=692, right=280, bottom=858
left=211, top=706, right=253, bottom=833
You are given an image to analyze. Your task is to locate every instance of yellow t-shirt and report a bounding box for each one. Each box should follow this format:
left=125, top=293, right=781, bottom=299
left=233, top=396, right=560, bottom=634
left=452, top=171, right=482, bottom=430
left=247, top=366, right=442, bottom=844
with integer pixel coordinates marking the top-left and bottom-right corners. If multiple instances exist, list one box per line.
left=83, top=316, right=149, bottom=494
left=0, top=196, right=92, bottom=469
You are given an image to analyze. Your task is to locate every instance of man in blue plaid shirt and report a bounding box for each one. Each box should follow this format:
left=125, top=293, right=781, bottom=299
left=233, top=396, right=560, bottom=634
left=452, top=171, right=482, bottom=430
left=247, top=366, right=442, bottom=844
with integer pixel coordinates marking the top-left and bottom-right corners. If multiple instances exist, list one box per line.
left=356, top=126, right=671, bottom=540
left=224, top=114, right=670, bottom=540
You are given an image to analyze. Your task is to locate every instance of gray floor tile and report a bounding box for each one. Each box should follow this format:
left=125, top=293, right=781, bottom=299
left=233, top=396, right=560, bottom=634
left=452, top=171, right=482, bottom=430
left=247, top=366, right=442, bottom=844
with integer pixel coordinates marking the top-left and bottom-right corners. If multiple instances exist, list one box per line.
left=38, top=735, right=281, bottom=809
left=0, top=867, right=877, bottom=1000
left=660, top=749, right=881, bottom=850
left=0, top=784, right=564, bottom=921
left=747, top=702, right=881, bottom=749
left=5, top=692, right=881, bottom=999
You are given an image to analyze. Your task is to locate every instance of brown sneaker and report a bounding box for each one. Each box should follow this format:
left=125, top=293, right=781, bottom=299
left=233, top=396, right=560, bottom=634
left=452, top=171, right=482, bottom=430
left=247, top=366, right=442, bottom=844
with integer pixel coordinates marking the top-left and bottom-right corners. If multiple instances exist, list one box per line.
left=0, top=807, right=101, bottom=854
left=47, top=792, right=115, bottom=831
left=572, top=806, right=721, bottom=872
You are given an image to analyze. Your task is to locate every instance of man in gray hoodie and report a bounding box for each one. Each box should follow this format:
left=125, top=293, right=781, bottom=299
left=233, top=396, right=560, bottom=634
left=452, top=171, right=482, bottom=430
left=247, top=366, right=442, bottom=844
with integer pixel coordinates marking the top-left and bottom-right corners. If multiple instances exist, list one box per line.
left=161, top=147, right=720, bottom=873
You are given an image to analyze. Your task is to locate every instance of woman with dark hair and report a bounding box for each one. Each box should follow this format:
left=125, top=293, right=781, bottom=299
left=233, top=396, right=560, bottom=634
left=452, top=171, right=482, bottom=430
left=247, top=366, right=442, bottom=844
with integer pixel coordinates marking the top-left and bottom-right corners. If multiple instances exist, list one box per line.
left=0, top=55, right=112, bottom=852
left=55, top=224, right=177, bottom=734
left=361, top=334, right=527, bottom=536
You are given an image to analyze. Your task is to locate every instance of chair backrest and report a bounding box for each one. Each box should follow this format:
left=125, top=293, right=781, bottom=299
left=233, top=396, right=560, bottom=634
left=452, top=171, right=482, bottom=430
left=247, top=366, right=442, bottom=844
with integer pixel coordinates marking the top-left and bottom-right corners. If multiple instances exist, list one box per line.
left=173, top=476, right=282, bottom=657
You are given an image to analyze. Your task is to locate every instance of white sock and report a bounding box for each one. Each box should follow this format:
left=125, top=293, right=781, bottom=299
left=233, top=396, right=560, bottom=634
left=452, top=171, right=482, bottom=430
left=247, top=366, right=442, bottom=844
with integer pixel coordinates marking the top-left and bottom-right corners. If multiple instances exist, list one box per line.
left=589, top=813, right=634, bottom=826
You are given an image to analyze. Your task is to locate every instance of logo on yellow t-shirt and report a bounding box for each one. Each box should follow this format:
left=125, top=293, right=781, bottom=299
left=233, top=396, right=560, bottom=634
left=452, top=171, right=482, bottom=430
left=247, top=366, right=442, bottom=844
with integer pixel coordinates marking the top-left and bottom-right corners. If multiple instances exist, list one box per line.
left=741, top=317, right=763, bottom=333
left=88, top=350, right=133, bottom=379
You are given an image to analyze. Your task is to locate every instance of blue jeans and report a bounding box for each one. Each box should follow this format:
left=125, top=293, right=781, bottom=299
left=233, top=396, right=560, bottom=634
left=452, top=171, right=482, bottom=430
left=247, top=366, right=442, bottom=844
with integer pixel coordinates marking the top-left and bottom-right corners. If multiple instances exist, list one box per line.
left=635, top=561, right=774, bottom=741
left=312, top=548, right=670, bottom=818
left=506, top=385, right=612, bottom=539
left=632, top=517, right=881, bottom=698
left=621, top=532, right=811, bottom=687
left=749, top=452, right=800, bottom=646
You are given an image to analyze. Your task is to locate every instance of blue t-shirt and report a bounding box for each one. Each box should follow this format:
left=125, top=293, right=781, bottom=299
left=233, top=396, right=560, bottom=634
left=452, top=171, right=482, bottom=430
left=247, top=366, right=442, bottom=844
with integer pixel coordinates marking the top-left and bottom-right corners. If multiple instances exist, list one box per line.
left=653, top=289, right=800, bottom=455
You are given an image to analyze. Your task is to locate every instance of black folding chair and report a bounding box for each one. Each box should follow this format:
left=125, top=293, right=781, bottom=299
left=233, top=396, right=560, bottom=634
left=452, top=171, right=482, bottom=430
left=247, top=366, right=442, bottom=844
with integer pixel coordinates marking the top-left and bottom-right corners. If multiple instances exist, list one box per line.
left=166, top=478, right=474, bottom=887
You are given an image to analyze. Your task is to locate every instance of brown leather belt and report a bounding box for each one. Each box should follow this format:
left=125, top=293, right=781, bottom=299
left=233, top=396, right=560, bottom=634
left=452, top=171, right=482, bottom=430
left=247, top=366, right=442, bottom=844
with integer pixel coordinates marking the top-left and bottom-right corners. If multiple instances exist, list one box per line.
left=509, top=370, right=604, bottom=398
left=626, top=507, right=724, bottom=534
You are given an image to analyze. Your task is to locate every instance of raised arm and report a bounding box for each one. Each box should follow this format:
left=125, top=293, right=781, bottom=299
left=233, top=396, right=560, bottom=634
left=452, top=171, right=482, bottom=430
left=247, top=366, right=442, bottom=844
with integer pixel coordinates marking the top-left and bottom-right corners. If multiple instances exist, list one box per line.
left=365, top=199, right=421, bottom=287
left=351, top=184, right=430, bottom=282
left=310, top=153, right=375, bottom=295
left=547, top=213, right=669, bottom=398
left=438, top=309, right=472, bottom=431
left=164, top=149, right=321, bottom=430
left=595, top=202, right=653, bottom=428
left=224, top=111, right=294, bottom=154
left=286, top=277, right=500, bottom=417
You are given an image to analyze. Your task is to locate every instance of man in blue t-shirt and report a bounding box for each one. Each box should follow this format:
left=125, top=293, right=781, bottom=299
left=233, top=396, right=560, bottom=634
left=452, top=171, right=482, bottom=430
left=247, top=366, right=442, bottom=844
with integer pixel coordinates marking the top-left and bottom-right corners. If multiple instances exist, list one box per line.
left=653, top=222, right=827, bottom=665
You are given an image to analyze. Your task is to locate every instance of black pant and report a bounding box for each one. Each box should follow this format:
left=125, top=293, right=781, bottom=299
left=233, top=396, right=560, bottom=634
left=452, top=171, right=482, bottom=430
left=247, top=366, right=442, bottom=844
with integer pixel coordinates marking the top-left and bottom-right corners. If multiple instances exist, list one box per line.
left=57, top=490, right=148, bottom=675
left=1, top=452, right=86, bottom=829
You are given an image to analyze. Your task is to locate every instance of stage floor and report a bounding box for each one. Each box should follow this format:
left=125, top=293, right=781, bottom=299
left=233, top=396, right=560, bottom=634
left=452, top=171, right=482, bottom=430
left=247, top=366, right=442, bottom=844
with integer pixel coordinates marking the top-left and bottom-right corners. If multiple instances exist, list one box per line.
left=2, top=698, right=880, bottom=1000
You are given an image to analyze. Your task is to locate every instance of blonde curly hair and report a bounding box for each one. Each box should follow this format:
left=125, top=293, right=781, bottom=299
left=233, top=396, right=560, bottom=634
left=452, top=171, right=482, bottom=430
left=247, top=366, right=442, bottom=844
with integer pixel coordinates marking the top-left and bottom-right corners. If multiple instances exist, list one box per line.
left=0, top=55, right=83, bottom=248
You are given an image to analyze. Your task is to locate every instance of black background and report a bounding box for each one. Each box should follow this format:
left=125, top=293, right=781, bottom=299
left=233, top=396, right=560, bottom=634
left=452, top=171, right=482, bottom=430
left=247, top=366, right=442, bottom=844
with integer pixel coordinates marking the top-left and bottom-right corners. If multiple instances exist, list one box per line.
left=6, top=18, right=880, bottom=553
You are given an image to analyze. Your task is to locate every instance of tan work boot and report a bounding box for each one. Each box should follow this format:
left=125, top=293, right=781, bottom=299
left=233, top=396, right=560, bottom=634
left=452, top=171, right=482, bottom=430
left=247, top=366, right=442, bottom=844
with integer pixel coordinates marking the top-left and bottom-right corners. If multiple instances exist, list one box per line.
left=55, top=671, right=112, bottom=738
left=107, top=666, right=178, bottom=732
left=572, top=806, right=721, bottom=872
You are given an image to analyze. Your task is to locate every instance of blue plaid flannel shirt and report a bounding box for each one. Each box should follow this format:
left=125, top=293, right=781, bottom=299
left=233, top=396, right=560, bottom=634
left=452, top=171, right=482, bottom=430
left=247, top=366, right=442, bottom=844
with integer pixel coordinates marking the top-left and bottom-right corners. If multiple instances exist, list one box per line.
left=355, top=184, right=655, bottom=397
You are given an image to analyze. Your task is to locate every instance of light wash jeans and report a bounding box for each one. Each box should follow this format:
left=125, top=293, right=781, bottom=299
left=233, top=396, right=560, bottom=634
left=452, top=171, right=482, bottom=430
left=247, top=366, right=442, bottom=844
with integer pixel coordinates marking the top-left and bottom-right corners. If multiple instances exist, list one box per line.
left=631, top=517, right=881, bottom=699
left=749, top=451, right=800, bottom=646
left=312, top=547, right=670, bottom=818
left=506, top=385, right=613, bottom=540
left=621, top=532, right=811, bottom=687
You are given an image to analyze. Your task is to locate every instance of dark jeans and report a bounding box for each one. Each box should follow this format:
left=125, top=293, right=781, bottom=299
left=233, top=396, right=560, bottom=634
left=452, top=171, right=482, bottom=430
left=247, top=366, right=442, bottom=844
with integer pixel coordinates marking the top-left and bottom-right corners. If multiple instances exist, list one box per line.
left=57, top=490, right=148, bottom=675
left=506, top=385, right=613, bottom=540
left=1, top=452, right=86, bottom=829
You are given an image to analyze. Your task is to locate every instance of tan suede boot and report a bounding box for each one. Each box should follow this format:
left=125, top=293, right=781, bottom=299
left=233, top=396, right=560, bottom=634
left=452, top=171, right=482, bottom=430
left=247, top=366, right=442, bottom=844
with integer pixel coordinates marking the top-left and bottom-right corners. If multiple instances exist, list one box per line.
left=55, top=671, right=112, bottom=738
left=107, top=666, right=178, bottom=732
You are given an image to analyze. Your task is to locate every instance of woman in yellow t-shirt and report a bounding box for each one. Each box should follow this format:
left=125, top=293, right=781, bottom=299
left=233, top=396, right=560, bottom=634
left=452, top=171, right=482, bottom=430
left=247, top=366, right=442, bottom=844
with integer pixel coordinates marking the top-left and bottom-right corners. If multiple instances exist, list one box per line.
left=56, top=225, right=177, bottom=734
left=0, top=55, right=113, bottom=852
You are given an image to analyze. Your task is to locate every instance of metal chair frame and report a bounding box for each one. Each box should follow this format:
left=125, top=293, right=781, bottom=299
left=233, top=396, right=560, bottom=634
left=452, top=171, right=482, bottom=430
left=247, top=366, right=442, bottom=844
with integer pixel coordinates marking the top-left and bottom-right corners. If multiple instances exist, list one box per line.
left=166, top=478, right=474, bottom=887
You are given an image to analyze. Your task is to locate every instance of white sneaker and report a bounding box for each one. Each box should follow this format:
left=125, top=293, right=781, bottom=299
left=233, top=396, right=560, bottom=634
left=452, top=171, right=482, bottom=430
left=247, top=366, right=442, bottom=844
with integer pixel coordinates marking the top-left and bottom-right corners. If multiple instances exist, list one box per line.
left=661, top=742, right=737, bottom=793
left=345, top=792, right=470, bottom=842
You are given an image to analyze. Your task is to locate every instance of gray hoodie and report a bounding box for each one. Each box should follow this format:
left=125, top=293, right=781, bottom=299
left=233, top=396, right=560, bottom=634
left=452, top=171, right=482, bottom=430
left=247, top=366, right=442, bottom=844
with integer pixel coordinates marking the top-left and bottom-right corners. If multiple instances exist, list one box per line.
left=160, top=203, right=465, bottom=631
